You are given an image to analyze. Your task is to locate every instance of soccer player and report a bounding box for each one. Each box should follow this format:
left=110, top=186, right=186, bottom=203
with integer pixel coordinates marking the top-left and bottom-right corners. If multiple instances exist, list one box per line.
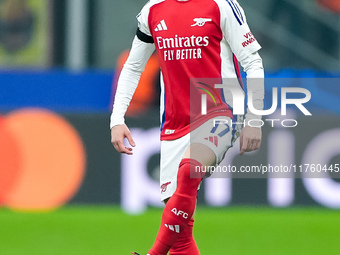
left=110, top=0, right=264, bottom=254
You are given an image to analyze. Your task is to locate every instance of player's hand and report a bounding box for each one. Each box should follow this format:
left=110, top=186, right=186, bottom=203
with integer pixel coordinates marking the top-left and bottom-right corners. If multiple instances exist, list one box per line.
left=239, top=126, right=262, bottom=155
left=111, top=124, right=136, bottom=155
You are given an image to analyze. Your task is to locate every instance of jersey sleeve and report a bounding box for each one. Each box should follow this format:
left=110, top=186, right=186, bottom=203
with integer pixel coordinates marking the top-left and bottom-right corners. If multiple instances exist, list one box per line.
left=136, top=2, right=153, bottom=37
left=110, top=37, right=155, bottom=128
left=110, top=3, right=157, bottom=128
left=218, top=0, right=261, bottom=62
left=240, top=52, right=265, bottom=128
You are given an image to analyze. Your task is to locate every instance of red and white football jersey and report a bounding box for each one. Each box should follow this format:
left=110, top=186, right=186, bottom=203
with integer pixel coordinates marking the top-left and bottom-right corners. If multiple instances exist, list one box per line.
left=137, top=0, right=261, bottom=140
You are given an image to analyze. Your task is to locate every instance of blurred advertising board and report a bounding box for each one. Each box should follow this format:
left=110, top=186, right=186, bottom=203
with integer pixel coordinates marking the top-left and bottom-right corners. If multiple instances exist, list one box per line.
left=7, top=109, right=340, bottom=213
left=0, top=72, right=340, bottom=214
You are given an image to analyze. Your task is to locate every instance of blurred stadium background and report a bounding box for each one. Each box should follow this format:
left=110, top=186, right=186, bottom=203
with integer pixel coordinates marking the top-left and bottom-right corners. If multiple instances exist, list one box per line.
left=0, top=0, right=339, bottom=254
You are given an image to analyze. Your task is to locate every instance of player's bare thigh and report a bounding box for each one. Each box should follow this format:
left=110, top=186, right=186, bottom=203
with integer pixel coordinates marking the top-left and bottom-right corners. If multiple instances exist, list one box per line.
left=182, top=143, right=216, bottom=167
left=182, top=116, right=236, bottom=167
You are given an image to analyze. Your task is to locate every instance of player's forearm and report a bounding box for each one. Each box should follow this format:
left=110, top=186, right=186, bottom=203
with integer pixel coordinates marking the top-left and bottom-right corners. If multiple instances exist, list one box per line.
left=241, top=52, right=265, bottom=126
left=110, top=36, right=155, bottom=128
left=110, top=68, right=141, bottom=128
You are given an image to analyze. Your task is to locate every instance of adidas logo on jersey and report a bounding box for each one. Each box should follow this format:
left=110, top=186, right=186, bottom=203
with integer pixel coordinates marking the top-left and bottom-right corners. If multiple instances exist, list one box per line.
left=164, top=224, right=180, bottom=233
left=205, top=136, right=218, bottom=147
left=155, top=20, right=168, bottom=31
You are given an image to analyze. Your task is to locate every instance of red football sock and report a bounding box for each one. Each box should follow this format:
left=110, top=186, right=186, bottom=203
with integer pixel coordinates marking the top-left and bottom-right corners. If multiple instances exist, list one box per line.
left=169, top=218, right=200, bottom=255
left=148, top=159, right=203, bottom=255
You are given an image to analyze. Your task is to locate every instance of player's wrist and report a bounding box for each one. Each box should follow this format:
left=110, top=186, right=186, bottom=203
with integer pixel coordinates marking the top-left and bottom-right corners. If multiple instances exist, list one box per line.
left=110, top=115, right=125, bottom=129
left=244, top=117, right=262, bottom=129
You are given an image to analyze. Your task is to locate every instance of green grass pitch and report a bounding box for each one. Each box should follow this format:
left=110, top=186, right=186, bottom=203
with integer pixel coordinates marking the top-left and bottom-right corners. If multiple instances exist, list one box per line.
left=0, top=206, right=339, bottom=254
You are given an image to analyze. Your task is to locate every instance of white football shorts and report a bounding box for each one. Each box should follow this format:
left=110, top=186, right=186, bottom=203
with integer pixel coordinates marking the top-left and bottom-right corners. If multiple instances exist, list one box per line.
left=159, top=116, right=241, bottom=201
